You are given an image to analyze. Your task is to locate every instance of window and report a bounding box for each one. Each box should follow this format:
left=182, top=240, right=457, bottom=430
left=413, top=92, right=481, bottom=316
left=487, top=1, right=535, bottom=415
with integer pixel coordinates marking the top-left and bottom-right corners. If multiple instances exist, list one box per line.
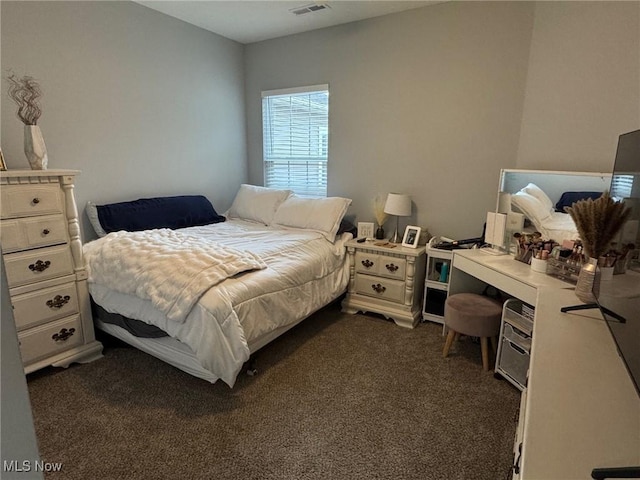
left=611, top=174, right=634, bottom=199
left=262, top=85, right=328, bottom=197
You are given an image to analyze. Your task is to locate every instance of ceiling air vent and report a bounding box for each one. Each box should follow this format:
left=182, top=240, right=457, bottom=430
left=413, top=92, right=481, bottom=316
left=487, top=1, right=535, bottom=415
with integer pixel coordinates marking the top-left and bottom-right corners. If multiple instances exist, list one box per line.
left=289, top=3, right=331, bottom=16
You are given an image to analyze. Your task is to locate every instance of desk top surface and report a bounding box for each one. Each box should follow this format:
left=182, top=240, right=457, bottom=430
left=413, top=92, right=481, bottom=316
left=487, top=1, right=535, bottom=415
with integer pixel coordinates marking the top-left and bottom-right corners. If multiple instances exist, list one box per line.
left=453, top=248, right=573, bottom=291
left=524, top=286, right=640, bottom=479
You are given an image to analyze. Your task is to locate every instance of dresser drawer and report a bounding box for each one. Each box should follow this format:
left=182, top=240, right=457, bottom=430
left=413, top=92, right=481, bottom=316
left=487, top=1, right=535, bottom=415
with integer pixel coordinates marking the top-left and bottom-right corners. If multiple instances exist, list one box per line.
left=4, top=245, right=74, bottom=288
left=19, top=315, right=83, bottom=366
left=355, top=273, right=405, bottom=303
left=1, top=184, right=63, bottom=219
left=1, top=214, right=68, bottom=253
left=355, top=251, right=406, bottom=280
left=12, top=282, right=79, bottom=331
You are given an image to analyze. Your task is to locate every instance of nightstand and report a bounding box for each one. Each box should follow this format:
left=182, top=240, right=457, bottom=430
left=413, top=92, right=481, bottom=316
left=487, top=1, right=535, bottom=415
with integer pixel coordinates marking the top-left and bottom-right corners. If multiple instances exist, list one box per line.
left=341, top=239, right=426, bottom=328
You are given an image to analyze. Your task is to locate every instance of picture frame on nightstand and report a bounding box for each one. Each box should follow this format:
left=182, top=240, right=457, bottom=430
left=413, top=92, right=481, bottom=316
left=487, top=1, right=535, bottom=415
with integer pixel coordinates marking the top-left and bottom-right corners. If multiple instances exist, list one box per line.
left=402, top=225, right=421, bottom=248
left=357, top=221, right=375, bottom=239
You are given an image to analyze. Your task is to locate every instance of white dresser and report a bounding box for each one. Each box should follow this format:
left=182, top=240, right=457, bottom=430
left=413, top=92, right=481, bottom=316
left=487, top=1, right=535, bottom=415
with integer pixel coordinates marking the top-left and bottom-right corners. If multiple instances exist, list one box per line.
left=1, top=169, right=102, bottom=374
left=341, top=239, right=426, bottom=328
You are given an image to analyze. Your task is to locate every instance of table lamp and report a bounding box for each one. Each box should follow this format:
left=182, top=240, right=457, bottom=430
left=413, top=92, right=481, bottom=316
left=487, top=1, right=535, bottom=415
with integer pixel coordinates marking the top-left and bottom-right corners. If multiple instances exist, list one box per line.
left=384, top=193, right=411, bottom=243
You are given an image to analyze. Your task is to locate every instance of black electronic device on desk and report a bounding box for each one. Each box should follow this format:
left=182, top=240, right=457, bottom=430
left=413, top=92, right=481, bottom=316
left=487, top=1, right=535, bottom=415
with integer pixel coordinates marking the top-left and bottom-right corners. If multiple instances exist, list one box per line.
left=433, top=223, right=487, bottom=250
left=434, top=237, right=484, bottom=250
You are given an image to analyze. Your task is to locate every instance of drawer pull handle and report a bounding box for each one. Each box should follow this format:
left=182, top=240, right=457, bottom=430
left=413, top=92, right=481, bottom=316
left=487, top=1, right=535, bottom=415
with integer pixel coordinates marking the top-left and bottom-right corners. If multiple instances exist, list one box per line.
left=32, top=197, right=40, bottom=204
left=371, top=283, right=386, bottom=294
left=42, top=228, right=50, bottom=235
left=361, top=259, right=374, bottom=269
left=386, top=263, right=399, bottom=273
left=46, top=295, right=71, bottom=309
left=29, top=260, right=51, bottom=272
left=52, top=328, right=76, bottom=342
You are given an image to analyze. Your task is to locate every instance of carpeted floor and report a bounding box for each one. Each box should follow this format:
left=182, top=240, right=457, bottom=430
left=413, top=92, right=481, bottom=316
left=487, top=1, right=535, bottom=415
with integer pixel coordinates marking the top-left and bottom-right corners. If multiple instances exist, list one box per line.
left=27, top=301, right=520, bottom=480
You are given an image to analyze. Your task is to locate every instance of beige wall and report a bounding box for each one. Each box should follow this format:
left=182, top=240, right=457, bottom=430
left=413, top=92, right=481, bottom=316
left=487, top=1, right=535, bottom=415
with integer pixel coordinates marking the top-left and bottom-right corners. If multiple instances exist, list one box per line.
left=245, top=2, right=536, bottom=239
left=1, top=1, right=247, bottom=240
left=517, top=1, right=640, bottom=171
left=1, top=2, right=637, bottom=241
left=245, top=1, right=639, bottom=239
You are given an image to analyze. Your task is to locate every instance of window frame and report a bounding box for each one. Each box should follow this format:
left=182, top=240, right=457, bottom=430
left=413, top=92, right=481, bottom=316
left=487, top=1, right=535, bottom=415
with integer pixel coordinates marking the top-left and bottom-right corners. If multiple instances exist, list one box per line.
left=261, top=84, right=329, bottom=198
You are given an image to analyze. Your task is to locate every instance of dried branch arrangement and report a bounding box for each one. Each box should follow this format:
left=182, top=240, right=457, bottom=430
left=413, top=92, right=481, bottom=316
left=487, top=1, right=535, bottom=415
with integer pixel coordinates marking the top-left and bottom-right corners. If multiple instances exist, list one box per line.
left=373, top=195, right=388, bottom=226
left=7, top=73, right=43, bottom=125
left=565, top=191, right=631, bottom=259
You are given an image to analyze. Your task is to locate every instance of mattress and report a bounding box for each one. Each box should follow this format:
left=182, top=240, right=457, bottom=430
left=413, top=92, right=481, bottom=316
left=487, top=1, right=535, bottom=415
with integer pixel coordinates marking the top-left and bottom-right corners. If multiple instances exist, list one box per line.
left=86, top=219, right=352, bottom=386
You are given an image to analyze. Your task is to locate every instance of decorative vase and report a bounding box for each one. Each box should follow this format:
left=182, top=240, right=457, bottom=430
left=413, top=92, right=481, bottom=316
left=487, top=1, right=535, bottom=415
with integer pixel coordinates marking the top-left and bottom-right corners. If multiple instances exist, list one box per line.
left=24, top=125, right=48, bottom=170
left=575, top=257, right=600, bottom=303
left=375, top=225, right=385, bottom=240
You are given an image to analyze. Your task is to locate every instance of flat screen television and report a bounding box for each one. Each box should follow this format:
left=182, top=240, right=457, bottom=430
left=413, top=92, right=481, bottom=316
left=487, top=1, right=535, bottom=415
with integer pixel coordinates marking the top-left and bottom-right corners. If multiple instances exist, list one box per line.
left=597, top=129, right=640, bottom=396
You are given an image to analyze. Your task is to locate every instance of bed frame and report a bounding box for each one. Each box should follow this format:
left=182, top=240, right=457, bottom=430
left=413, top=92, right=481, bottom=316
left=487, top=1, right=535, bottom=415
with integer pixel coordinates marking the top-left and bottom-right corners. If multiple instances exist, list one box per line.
left=94, top=295, right=343, bottom=382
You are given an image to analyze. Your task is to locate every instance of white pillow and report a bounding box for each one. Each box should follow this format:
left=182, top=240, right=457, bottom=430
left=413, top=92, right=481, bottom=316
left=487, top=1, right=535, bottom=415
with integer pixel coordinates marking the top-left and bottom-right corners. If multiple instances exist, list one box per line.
left=272, top=195, right=352, bottom=242
left=227, top=184, right=292, bottom=225
left=86, top=201, right=107, bottom=237
left=511, top=191, right=552, bottom=223
left=522, top=183, right=554, bottom=215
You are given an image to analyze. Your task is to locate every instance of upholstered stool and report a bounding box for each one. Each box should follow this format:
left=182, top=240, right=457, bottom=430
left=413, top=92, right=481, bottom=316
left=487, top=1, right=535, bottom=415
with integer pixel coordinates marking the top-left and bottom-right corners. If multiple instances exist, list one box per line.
left=442, top=293, right=502, bottom=371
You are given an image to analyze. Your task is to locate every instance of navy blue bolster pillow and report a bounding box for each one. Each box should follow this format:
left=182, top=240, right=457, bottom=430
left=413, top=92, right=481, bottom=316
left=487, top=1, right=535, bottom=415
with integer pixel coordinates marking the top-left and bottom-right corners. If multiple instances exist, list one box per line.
left=555, top=191, right=603, bottom=212
left=96, top=195, right=225, bottom=233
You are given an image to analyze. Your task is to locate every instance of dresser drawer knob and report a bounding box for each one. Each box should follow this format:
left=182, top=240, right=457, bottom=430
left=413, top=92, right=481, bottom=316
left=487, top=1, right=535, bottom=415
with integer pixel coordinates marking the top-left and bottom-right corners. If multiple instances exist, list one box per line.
left=361, top=259, right=374, bottom=269
left=29, top=260, right=51, bottom=272
left=32, top=197, right=40, bottom=205
left=52, top=328, right=75, bottom=342
left=46, top=295, right=71, bottom=309
left=385, top=263, right=399, bottom=273
left=371, top=283, right=386, bottom=294
left=42, top=228, right=50, bottom=235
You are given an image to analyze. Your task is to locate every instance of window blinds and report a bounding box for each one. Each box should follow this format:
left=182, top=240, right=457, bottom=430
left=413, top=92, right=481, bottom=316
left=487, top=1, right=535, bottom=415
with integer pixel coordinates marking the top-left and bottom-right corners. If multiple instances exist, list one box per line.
left=611, top=174, right=634, bottom=199
left=262, top=85, right=329, bottom=197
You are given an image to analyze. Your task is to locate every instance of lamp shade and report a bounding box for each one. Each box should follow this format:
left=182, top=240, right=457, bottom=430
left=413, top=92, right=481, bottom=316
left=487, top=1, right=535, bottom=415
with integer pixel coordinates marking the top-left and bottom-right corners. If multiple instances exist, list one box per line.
left=384, top=193, right=411, bottom=217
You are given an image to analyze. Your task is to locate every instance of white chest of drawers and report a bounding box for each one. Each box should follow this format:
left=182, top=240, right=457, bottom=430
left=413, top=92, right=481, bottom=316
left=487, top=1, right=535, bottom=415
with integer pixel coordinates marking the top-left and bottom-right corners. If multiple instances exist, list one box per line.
left=1, top=170, right=102, bottom=373
left=341, top=239, right=426, bottom=328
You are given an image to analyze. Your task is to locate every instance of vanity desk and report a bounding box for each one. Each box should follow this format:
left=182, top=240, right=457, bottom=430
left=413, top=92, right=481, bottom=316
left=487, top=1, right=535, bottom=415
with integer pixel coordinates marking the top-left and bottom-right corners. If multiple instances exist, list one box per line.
left=448, top=248, right=572, bottom=303
left=449, top=249, right=640, bottom=479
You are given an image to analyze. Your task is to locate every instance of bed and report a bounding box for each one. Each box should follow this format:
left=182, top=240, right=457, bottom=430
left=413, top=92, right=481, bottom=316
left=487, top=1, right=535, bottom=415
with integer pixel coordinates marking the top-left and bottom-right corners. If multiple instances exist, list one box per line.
left=83, top=185, right=354, bottom=387
left=495, top=169, right=612, bottom=243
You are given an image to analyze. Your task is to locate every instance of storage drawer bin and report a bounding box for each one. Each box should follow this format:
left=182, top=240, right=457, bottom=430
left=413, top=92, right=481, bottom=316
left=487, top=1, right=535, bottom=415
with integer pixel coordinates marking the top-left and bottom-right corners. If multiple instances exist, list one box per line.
left=424, top=287, right=447, bottom=317
left=499, top=336, right=530, bottom=388
left=503, top=323, right=532, bottom=352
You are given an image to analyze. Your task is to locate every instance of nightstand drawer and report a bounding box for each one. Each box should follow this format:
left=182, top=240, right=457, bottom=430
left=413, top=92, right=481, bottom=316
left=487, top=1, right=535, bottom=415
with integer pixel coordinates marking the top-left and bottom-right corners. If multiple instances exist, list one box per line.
left=1, top=214, right=68, bottom=253
left=12, top=282, right=80, bottom=332
left=4, top=245, right=74, bottom=288
left=355, top=273, right=405, bottom=303
left=378, top=255, right=406, bottom=279
left=355, top=251, right=380, bottom=274
left=355, top=251, right=406, bottom=279
left=18, top=315, right=83, bottom=366
left=1, top=184, right=63, bottom=219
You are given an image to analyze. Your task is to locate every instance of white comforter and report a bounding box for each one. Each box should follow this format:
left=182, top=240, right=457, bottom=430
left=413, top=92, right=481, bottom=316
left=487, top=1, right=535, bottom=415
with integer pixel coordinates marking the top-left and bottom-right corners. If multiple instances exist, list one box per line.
left=83, top=229, right=267, bottom=323
left=85, top=220, right=351, bottom=386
